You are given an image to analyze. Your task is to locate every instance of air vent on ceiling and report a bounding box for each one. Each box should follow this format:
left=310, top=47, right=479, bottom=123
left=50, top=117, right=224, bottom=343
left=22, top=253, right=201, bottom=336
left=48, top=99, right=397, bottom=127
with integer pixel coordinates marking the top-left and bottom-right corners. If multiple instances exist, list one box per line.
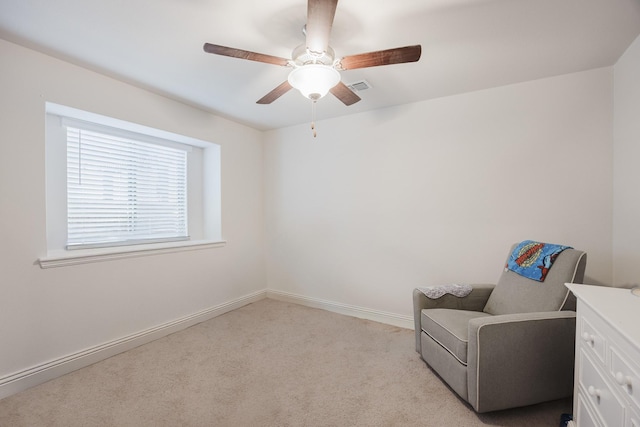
left=347, top=80, right=372, bottom=92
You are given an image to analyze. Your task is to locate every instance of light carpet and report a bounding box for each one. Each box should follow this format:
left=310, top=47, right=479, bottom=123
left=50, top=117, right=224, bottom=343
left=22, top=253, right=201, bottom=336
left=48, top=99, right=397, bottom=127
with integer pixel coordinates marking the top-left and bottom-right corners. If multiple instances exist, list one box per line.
left=0, top=299, right=570, bottom=426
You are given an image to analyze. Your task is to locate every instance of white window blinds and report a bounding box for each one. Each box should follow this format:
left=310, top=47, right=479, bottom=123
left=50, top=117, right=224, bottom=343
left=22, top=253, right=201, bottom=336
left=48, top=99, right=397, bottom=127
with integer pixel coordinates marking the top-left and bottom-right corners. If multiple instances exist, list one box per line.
left=66, top=125, right=188, bottom=249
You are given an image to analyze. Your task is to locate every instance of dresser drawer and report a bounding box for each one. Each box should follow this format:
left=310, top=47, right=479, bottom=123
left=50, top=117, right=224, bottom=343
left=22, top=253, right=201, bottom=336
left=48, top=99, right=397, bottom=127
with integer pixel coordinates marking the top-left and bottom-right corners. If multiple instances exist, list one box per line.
left=580, top=349, right=625, bottom=427
left=580, top=312, right=607, bottom=364
left=578, top=393, right=603, bottom=427
left=611, top=348, right=640, bottom=413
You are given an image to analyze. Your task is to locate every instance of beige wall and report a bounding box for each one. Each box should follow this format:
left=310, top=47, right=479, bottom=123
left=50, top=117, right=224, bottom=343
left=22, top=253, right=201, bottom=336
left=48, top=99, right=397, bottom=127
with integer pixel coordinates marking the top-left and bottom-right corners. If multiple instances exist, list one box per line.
left=264, top=68, right=614, bottom=317
left=0, top=39, right=265, bottom=384
left=613, top=34, right=640, bottom=287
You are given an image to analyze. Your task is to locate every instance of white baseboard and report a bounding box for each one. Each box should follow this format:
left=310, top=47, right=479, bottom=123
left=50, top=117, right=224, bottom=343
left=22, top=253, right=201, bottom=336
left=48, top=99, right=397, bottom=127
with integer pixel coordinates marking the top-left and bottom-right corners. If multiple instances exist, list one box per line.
left=0, top=289, right=412, bottom=400
left=266, top=289, right=414, bottom=330
left=0, top=289, right=267, bottom=400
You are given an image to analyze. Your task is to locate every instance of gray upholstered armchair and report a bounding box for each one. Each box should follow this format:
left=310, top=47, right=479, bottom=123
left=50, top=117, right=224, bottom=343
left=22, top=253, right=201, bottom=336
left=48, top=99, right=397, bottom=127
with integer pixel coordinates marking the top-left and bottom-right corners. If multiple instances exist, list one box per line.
left=413, top=244, right=586, bottom=413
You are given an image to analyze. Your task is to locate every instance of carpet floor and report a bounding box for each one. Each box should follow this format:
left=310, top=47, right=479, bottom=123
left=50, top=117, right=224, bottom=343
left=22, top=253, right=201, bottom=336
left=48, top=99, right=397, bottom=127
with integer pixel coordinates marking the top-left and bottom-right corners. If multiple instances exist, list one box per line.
left=0, top=299, right=571, bottom=426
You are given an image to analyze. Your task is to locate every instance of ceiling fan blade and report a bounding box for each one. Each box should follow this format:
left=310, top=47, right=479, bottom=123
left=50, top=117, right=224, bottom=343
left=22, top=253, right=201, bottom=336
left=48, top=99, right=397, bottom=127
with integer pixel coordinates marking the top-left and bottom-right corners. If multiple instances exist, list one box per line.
left=337, top=45, right=422, bottom=70
left=305, top=0, right=338, bottom=55
left=330, top=82, right=361, bottom=106
left=203, top=43, right=290, bottom=67
left=256, top=81, right=293, bottom=104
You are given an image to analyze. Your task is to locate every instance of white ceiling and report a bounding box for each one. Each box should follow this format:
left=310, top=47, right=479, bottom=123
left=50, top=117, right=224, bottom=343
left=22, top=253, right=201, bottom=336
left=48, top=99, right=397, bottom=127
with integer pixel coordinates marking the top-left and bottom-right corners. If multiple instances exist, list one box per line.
left=1, top=0, right=639, bottom=130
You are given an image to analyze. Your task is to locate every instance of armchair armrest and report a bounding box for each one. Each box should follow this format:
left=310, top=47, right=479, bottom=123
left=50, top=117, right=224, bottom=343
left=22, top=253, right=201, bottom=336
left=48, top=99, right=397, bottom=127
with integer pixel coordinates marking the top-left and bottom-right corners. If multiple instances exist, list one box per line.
left=467, top=310, right=576, bottom=412
left=413, top=284, right=495, bottom=352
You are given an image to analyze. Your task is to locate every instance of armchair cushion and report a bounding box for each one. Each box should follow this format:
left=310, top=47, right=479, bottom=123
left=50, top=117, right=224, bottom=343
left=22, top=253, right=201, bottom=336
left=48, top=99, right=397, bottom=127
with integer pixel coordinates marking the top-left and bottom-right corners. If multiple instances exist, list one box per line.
left=421, top=309, right=491, bottom=364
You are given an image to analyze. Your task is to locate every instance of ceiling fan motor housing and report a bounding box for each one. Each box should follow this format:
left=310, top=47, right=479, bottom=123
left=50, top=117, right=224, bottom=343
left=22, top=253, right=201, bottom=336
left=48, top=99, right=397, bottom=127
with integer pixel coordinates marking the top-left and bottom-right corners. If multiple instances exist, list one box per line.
left=292, top=43, right=336, bottom=66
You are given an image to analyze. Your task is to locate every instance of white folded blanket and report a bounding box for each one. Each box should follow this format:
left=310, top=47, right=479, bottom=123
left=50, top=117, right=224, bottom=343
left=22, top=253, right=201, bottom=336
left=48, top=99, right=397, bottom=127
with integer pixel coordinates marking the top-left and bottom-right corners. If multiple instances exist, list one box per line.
left=417, top=284, right=473, bottom=299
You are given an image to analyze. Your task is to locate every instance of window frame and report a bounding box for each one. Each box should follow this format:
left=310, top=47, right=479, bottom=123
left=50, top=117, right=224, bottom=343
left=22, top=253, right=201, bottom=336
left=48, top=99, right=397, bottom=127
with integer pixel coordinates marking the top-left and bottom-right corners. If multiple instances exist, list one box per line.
left=40, top=103, right=224, bottom=268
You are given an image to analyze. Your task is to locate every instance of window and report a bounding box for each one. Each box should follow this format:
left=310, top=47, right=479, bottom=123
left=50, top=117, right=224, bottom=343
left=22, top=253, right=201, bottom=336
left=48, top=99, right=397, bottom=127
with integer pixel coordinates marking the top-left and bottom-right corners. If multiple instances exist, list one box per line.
left=66, top=125, right=189, bottom=249
left=41, top=103, right=223, bottom=267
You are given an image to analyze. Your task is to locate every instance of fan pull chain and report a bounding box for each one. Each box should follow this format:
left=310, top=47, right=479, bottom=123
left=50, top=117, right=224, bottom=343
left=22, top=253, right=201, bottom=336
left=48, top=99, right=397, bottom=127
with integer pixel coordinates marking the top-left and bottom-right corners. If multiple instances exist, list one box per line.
left=311, top=100, right=317, bottom=138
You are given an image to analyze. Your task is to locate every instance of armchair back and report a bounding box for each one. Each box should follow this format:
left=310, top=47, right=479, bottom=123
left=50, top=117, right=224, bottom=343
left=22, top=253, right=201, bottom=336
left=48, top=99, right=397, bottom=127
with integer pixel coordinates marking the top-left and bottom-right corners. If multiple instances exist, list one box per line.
left=483, top=246, right=586, bottom=315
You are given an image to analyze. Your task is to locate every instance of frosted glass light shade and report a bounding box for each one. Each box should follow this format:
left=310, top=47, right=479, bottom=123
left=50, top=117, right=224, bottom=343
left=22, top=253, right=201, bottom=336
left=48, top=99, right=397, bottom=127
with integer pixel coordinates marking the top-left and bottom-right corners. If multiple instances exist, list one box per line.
left=288, top=64, right=341, bottom=100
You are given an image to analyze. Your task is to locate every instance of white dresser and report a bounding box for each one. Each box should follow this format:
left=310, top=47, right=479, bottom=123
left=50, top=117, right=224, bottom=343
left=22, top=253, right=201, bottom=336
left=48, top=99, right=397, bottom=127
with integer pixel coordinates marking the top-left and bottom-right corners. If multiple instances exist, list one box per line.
left=566, top=283, right=640, bottom=427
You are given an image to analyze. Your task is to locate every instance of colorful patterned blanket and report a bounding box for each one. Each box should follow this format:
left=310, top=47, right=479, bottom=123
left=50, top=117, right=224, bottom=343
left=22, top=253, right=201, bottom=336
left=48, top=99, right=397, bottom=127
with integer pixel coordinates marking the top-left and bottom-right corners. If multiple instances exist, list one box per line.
left=506, top=240, right=571, bottom=282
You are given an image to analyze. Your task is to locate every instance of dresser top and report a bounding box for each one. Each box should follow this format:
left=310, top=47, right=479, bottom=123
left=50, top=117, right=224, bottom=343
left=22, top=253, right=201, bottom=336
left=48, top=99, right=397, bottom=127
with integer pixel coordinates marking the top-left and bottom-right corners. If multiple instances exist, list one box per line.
left=566, top=283, right=640, bottom=351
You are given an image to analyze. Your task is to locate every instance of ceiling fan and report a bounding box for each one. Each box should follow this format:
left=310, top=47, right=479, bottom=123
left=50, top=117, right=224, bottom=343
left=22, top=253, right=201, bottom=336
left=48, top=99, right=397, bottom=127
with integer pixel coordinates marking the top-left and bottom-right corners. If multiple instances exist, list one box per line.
left=203, top=0, right=422, bottom=107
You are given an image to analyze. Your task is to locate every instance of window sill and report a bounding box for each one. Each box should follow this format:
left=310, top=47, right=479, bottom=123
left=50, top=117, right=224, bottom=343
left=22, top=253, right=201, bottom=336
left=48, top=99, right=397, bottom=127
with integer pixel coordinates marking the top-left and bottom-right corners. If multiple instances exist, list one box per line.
left=38, top=239, right=227, bottom=269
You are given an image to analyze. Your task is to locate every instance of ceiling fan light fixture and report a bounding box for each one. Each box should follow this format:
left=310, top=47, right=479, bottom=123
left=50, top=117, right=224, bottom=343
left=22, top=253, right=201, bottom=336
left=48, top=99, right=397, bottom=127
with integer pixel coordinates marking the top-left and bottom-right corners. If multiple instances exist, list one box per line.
left=287, top=64, right=340, bottom=100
